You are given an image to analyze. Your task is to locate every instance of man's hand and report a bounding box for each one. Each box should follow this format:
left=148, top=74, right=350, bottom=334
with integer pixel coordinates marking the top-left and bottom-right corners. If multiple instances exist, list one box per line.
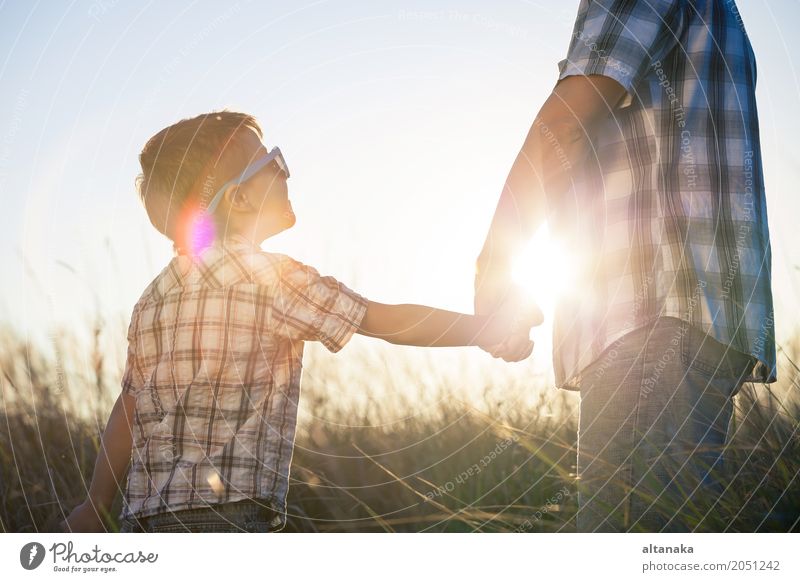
left=479, top=332, right=535, bottom=362
left=475, top=277, right=543, bottom=362
left=59, top=500, right=109, bottom=533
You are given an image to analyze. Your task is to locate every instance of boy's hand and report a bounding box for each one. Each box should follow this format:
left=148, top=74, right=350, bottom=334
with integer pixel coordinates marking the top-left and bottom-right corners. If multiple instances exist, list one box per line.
left=59, top=500, right=109, bottom=533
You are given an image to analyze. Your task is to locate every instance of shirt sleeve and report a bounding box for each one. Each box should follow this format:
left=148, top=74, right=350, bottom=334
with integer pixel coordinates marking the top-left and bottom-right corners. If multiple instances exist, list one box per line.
left=121, top=305, right=144, bottom=398
left=267, top=254, right=369, bottom=353
left=558, top=0, right=685, bottom=108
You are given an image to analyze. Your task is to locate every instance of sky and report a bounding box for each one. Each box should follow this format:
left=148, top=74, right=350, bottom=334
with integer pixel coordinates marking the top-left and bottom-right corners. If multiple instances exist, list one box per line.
left=1, top=0, right=799, bottom=394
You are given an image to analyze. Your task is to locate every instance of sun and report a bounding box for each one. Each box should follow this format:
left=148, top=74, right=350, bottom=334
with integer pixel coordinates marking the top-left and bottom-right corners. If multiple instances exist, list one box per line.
left=511, top=222, right=576, bottom=315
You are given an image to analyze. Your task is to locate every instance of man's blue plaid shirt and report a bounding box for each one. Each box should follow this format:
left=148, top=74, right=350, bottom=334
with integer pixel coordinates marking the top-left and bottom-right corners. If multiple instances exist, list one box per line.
left=552, top=0, right=776, bottom=389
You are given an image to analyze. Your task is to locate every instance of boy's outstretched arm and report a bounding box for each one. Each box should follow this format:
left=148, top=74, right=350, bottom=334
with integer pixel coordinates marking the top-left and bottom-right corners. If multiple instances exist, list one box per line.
left=60, top=391, right=136, bottom=532
left=356, top=298, right=539, bottom=359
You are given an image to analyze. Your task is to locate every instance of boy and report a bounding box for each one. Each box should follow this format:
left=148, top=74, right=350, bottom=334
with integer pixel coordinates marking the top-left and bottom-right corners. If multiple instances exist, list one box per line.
left=60, top=110, right=542, bottom=533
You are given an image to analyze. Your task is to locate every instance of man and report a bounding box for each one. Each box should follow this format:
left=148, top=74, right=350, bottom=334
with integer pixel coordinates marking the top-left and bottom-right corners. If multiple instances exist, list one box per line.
left=474, top=0, right=777, bottom=532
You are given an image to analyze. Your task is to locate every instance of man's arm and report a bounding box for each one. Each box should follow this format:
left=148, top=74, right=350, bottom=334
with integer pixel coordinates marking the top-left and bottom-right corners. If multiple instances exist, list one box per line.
left=475, top=74, right=628, bottom=314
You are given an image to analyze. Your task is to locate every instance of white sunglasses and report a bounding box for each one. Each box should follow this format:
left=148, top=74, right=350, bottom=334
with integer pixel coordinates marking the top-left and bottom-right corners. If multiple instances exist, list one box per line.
left=204, top=146, right=289, bottom=214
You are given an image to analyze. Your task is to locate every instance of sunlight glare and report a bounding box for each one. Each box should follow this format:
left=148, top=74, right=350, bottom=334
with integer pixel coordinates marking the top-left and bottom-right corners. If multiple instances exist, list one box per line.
left=511, top=223, right=575, bottom=315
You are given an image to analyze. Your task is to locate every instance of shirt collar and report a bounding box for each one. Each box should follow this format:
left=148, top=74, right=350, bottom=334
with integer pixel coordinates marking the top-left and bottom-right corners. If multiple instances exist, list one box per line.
left=218, top=232, right=262, bottom=252
left=160, top=233, right=263, bottom=296
left=173, top=232, right=262, bottom=257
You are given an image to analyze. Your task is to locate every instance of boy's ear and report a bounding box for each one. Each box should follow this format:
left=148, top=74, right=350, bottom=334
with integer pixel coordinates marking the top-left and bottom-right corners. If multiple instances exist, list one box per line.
left=224, top=184, right=250, bottom=211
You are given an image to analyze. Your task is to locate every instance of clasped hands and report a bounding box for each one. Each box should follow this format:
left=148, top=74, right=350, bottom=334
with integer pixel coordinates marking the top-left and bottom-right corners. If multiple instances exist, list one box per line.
left=474, top=267, right=544, bottom=362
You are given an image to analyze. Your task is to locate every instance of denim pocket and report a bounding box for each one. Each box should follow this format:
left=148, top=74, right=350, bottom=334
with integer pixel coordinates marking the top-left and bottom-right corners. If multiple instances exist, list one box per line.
left=679, top=320, right=755, bottom=381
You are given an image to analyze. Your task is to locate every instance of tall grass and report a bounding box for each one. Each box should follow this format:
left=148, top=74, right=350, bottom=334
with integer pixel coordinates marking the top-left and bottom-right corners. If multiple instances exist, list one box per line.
left=0, top=319, right=797, bottom=533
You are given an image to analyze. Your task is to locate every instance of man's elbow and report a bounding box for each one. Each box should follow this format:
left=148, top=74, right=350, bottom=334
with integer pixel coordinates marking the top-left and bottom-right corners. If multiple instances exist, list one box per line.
left=529, top=116, right=586, bottom=151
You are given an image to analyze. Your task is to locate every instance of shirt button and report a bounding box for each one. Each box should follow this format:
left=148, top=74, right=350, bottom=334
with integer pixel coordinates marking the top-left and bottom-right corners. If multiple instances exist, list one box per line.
left=152, top=421, right=169, bottom=435
left=158, top=445, right=174, bottom=461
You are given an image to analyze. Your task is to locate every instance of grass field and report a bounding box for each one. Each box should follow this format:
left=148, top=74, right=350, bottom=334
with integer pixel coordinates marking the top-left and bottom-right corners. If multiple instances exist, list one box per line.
left=1, top=318, right=798, bottom=533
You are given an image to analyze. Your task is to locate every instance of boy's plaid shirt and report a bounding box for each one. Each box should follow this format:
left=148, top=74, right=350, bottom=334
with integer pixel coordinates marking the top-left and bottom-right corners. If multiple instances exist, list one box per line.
left=118, top=233, right=368, bottom=528
left=551, top=0, right=777, bottom=389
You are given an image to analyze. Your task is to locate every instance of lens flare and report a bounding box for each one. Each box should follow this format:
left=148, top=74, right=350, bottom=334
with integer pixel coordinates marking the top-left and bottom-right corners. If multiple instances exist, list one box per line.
left=511, top=223, right=575, bottom=314
left=174, top=202, right=217, bottom=258
left=189, top=211, right=216, bottom=255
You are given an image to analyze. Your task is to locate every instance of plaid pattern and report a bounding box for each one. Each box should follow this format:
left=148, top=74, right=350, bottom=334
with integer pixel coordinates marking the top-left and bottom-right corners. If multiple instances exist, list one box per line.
left=118, top=233, right=369, bottom=528
left=551, top=0, right=776, bottom=389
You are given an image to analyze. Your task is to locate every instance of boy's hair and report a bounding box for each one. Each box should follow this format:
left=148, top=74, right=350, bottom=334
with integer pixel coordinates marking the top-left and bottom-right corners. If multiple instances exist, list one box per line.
left=135, top=110, right=263, bottom=245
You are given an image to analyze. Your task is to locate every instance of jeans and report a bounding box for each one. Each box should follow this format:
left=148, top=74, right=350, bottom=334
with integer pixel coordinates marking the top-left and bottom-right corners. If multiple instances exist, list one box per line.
left=118, top=498, right=283, bottom=533
left=575, top=316, right=756, bottom=532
